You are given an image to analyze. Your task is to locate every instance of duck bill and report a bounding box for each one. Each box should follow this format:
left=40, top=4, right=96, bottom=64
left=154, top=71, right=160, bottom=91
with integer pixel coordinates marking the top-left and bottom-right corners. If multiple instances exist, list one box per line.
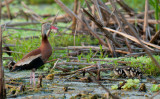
left=50, top=26, right=58, bottom=30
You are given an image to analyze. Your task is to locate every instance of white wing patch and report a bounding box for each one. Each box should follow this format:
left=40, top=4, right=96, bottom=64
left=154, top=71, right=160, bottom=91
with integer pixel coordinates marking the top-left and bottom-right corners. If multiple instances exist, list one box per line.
left=16, top=54, right=42, bottom=66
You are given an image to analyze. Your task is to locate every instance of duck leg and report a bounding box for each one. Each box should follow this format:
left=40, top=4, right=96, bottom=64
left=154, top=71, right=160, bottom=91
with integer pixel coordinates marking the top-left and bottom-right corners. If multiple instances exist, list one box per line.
left=32, top=68, right=36, bottom=87
left=30, top=72, right=33, bottom=85
left=32, top=71, right=36, bottom=87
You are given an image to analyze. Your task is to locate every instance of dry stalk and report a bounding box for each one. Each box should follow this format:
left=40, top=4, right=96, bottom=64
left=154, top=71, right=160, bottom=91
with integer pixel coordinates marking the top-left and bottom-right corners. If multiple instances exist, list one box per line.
left=88, top=72, right=120, bottom=99
left=1, top=0, right=14, bottom=7
left=143, top=0, right=149, bottom=41
left=103, top=27, right=160, bottom=50
left=150, top=30, right=160, bottom=43
left=0, top=25, right=6, bottom=99
left=5, top=0, right=12, bottom=20
left=21, top=2, right=43, bottom=22
left=109, top=0, right=160, bottom=68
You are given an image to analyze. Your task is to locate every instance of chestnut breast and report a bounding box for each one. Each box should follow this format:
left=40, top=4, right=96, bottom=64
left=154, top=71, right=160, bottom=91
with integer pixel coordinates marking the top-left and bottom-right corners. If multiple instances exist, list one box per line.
left=40, top=38, right=52, bottom=62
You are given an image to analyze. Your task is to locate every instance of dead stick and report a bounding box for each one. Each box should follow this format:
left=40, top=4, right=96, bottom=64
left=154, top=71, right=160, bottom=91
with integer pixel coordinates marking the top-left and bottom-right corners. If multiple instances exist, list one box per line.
left=110, top=0, right=160, bottom=68
left=5, top=0, right=12, bottom=20
left=54, top=0, right=84, bottom=24
left=0, top=0, right=2, bottom=21
left=54, top=0, right=120, bottom=48
left=83, top=16, right=108, bottom=47
left=72, top=0, right=78, bottom=33
left=1, top=0, right=14, bottom=7
left=143, top=0, right=149, bottom=40
left=0, top=25, right=6, bottom=99
left=88, top=72, right=120, bottom=99
left=93, top=0, right=104, bottom=25
left=103, top=27, right=160, bottom=50
left=109, top=18, right=160, bottom=24
left=47, top=11, right=59, bottom=36
left=6, top=27, right=40, bottom=31
left=82, top=8, right=122, bottom=47
left=150, top=91, right=160, bottom=99
left=45, top=59, right=58, bottom=63
left=96, top=62, right=101, bottom=80
left=6, top=22, right=40, bottom=27
left=21, top=2, right=43, bottom=22
left=150, top=30, right=160, bottom=43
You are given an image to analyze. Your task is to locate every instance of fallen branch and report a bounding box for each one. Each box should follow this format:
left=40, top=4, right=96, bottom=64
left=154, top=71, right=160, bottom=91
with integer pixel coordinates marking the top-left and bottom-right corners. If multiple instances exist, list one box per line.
left=88, top=72, right=120, bottom=99
left=103, top=27, right=160, bottom=50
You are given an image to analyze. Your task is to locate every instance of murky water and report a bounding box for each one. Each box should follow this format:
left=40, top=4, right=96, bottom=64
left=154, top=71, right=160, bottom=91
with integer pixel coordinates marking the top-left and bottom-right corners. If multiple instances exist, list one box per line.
left=5, top=70, right=160, bottom=99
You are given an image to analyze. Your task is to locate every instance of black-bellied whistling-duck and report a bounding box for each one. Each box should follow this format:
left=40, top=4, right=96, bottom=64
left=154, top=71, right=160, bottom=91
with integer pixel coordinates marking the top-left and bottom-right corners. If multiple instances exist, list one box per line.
left=10, top=23, right=58, bottom=86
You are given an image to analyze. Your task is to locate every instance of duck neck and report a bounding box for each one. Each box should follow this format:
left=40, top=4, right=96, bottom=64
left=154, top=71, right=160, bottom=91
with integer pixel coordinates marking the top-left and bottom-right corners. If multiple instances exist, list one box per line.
left=41, top=25, right=48, bottom=39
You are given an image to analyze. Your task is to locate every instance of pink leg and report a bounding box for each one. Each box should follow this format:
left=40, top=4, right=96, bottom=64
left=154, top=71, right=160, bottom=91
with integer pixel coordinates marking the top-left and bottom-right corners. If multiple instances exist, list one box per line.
left=32, top=71, right=36, bottom=87
left=30, top=72, right=33, bottom=85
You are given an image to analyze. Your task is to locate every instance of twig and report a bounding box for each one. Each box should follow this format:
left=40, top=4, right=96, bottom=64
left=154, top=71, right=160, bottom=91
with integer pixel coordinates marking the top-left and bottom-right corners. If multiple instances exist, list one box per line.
left=55, top=46, right=129, bottom=54
left=1, top=0, right=14, bottom=7
left=6, top=22, right=40, bottom=27
left=103, top=27, right=160, bottom=50
left=82, top=8, right=122, bottom=48
left=83, top=15, right=108, bottom=47
left=117, top=0, right=135, bottom=16
left=45, top=59, right=58, bottom=63
left=0, top=0, right=2, bottom=21
left=0, top=25, right=6, bottom=99
left=96, top=62, right=101, bottom=80
left=21, top=2, right=43, bottom=22
left=6, top=27, right=40, bottom=31
left=51, top=59, right=60, bottom=70
left=47, top=11, right=59, bottom=36
left=112, top=18, right=160, bottom=24
left=54, top=0, right=84, bottom=24
left=150, top=30, right=160, bottom=43
left=93, top=0, right=104, bottom=25
left=72, top=0, right=78, bottom=32
left=88, top=72, right=120, bottom=99
left=150, top=91, right=160, bottom=99
left=5, top=0, right=12, bottom=20
left=109, top=0, right=160, bottom=68
left=56, top=62, right=94, bottom=66
left=143, top=0, right=149, bottom=41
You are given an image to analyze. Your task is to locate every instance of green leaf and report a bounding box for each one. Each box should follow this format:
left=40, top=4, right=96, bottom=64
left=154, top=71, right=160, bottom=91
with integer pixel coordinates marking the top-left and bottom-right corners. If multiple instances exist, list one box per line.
left=151, top=84, right=159, bottom=92
left=111, top=85, right=118, bottom=90
left=133, top=79, right=140, bottom=84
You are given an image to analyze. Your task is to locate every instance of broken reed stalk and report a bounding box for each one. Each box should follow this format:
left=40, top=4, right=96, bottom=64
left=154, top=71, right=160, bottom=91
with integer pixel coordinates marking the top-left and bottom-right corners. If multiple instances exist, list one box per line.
left=106, top=0, right=132, bottom=54
left=1, top=0, right=14, bottom=7
left=82, top=8, right=122, bottom=48
left=54, top=0, right=122, bottom=49
left=93, top=0, right=104, bottom=26
left=47, top=11, right=59, bottom=36
left=6, top=27, right=40, bottom=31
left=0, top=0, right=1, bottom=21
left=55, top=0, right=109, bottom=48
left=96, top=62, right=101, bottom=80
left=103, top=27, right=160, bottom=50
left=109, top=18, right=160, bottom=24
left=37, top=75, right=43, bottom=88
left=21, top=2, right=43, bottom=22
left=6, top=22, right=40, bottom=27
left=117, top=0, right=135, bottom=16
left=143, top=0, right=149, bottom=41
left=5, top=0, right=12, bottom=20
left=54, top=0, right=84, bottom=24
left=109, top=0, right=160, bottom=68
left=72, top=0, right=78, bottom=33
left=150, top=30, right=160, bottom=43
left=88, top=72, right=120, bottom=99
left=0, top=25, right=6, bottom=99
left=150, top=91, right=160, bottom=99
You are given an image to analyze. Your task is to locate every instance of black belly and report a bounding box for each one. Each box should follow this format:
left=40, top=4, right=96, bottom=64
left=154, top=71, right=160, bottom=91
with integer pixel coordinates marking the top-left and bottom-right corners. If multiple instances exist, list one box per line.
left=12, top=57, right=44, bottom=71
